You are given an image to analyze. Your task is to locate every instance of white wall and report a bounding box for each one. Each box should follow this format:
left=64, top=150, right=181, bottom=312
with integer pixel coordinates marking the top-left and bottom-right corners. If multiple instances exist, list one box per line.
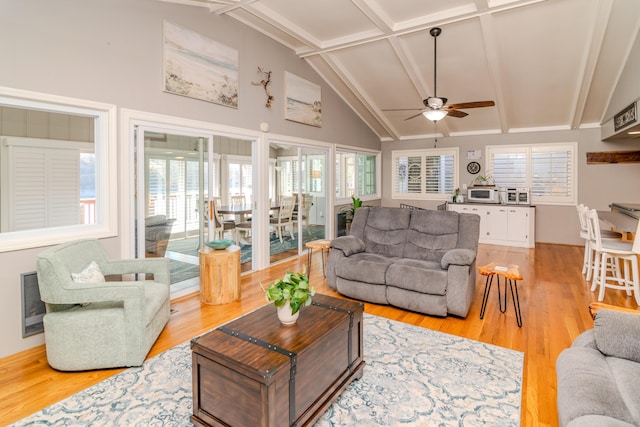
left=0, top=0, right=380, bottom=358
left=382, top=127, right=640, bottom=245
left=604, top=27, right=640, bottom=121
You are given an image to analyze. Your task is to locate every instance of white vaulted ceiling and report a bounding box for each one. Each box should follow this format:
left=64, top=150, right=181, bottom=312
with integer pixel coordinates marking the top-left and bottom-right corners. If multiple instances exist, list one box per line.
left=161, top=0, right=640, bottom=141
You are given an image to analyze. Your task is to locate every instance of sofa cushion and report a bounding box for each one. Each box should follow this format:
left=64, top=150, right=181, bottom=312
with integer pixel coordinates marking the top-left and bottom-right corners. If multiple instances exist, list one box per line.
left=556, top=347, right=635, bottom=426
left=336, top=278, right=387, bottom=305
left=607, top=356, right=640, bottom=424
left=386, top=286, right=447, bottom=317
left=566, top=415, right=636, bottom=427
left=386, top=259, right=447, bottom=295
left=404, top=210, right=459, bottom=262
left=362, top=207, right=410, bottom=258
left=331, top=235, right=365, bottom=256
left=335, top=252, right=396, bottom=285
left=571, top=329, right=598, bottom=350
left=145, top=215, right=169, bottom=227
left=594, top=309, right=640, bottom=363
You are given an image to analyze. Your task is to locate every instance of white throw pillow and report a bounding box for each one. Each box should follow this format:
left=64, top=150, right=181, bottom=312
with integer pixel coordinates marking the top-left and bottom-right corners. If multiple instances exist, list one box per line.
left=71, top=261, right=105, bottom=283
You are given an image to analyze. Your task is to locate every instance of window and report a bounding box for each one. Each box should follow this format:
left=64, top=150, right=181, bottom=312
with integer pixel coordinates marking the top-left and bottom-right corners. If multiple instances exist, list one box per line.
left=358, top=153, right=377, bottom=197
left=0, top=87, right=117, bottom=252
left=2, top=137, right=93, bottom=231
left=392, top=148, right=458, bottom=200
left=227, top=156, right=252, bottom=204
left=335, top=150, right=380, bottom=201
left=278, top=157, right=299, bottom=196
left=486, top=142, right=577, bottom=204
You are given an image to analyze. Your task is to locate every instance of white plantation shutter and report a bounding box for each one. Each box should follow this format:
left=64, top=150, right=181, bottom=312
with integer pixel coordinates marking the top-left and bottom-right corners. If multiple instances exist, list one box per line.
left=425, top=154, right=454, bottom=194
left=487, top=143, right=576, bottom=204
left=489, top=148, right=528, bottom=188
left=392, top=148, right=457, bottom=200
left=531, top=145, right=574, bottom=203
left=8, top=144, right=80, bottom=231
left=48, top=149, right=80, bottom=227
left=11, top=146, right=47, bottom=230
left=147, top=158, right=167, bottom=216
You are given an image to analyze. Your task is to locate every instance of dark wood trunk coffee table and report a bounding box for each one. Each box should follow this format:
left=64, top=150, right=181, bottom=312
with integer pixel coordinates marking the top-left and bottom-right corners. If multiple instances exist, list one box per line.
left=191, top=294, right=365, bottom=427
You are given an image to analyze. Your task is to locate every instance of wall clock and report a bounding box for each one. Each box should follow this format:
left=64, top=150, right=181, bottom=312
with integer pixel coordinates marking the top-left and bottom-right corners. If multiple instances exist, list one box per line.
left=467, top=161, right=481, bottom=174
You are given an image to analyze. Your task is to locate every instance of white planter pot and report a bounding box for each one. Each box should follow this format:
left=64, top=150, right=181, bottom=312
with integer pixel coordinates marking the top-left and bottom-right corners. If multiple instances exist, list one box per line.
left=276, top=303, right=299, bottom=326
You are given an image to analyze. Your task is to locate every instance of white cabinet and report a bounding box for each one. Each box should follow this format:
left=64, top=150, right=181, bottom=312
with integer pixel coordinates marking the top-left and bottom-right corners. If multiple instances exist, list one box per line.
left=448, top=203, right=535, bottom=248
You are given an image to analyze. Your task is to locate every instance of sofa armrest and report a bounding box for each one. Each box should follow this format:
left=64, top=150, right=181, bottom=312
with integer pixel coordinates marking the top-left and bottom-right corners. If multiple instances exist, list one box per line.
left=331, top=235, right=366, bottom=256
left=101, top=258, right=170, bottom=286
left=593, top=308, right=640, bottom=363
left=441, top=248, right=476, bottom=269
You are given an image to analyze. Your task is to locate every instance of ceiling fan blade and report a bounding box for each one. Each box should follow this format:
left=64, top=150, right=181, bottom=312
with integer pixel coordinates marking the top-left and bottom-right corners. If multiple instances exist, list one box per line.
left=446, top=101, right=495, bottom=110
left=447, top=109, right=468, bottom=118
left=382, top=108, right=426, bottom=112
left=404, top=111, right=427, bottom=121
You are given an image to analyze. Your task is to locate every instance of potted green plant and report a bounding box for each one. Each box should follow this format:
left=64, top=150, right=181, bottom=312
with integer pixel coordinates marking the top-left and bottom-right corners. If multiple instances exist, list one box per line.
left=263, top=269, right=316, bottom=325
left=351, top=196, right=362, bottom=213
left=473, top=175, right=494, bottom=186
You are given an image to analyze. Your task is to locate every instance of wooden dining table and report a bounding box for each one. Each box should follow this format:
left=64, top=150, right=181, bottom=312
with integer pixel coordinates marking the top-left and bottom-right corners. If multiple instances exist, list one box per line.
left=217, top=205, right=252, bottom=223
left=217, top=205, right=281, bottom=223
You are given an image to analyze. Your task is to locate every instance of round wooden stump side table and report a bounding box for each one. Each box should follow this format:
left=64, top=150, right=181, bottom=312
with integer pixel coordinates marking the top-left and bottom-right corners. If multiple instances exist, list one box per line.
left=199, top=245, right=241, bottom=305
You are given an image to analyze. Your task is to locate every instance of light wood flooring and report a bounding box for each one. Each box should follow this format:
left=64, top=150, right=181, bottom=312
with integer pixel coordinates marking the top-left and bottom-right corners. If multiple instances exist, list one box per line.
left=1, top=243, right=638, bottom=426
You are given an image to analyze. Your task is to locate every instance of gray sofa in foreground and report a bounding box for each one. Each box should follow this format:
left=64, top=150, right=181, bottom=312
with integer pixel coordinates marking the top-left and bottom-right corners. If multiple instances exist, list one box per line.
left=326, top=206, right=480, bottom=317
left=556, top=306, right=640, bottom=427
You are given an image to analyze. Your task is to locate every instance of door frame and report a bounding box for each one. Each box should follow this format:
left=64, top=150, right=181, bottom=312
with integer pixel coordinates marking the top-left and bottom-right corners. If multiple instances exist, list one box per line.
left=134, top=124, right=213, bottom=259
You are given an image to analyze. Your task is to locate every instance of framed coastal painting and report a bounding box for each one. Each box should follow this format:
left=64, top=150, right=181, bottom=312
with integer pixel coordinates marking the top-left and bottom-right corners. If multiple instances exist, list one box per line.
left=285, top=72, right=322, bottom=127
left=163, top=21, right=239, bottom=108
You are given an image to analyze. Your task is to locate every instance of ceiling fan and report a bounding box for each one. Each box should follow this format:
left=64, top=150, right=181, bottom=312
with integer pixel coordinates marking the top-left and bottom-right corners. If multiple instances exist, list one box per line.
left=385, top=27, right=495, bottom=122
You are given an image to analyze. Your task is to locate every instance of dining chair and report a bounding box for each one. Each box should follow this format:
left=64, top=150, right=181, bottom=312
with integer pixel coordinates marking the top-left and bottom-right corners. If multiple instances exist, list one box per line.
left=576, top=204, right=621, bottom=281
left=212, top=201, right=238, bottom=243
left=585, top=208, right=639, bottom=304
left=270, top=195, right=296, bottom=243
left=293, top=194, right=313, bottom=235
left=230, top=194, right=245, bottom=208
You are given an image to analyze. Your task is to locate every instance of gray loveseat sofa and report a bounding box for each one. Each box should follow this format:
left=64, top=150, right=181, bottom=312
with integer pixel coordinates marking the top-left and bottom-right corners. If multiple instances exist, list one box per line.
left=326, top=206, right=480, bottom=317
left=556, top=306, right=640, bottom=427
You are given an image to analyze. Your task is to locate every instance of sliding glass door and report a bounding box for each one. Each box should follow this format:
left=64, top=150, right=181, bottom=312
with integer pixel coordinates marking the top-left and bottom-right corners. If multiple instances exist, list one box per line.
left=268, top=142, right=327, bottom=266
left=135, top=126, right=210, bottom=293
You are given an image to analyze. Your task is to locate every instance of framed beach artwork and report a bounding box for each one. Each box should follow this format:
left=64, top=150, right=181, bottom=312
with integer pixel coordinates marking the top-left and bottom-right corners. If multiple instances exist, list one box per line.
left=163, top=21, right=239, bottom=108
left=285, top=72, right=322, bottom=127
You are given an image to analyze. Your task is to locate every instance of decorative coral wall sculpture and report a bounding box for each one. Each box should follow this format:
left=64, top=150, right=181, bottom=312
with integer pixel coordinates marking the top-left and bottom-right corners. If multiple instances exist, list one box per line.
left=252, top=67, right=274, bottom=108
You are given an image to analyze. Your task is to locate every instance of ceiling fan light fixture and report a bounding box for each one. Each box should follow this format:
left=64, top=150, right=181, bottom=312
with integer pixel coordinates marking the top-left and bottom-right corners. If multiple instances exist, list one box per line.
left=423, top=109, right=448, bottom=121
left=425, top=96, right=446, bottom=109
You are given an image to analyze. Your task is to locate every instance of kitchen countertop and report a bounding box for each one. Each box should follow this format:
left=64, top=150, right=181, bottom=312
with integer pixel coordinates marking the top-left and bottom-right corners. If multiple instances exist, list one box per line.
left=599, top=210, right=638, bottom=233
left=610, top=203, right=640, bottom=220
left=448, top=201, right=535, bottom=208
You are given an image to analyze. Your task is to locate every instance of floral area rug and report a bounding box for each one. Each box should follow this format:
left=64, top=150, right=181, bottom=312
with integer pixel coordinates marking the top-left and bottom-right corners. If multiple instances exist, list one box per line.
left=12, top=314, right=523, bottom=426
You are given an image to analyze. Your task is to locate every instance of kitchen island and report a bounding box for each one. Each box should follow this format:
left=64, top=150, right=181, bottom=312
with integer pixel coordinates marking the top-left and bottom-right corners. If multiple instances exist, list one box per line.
left=448, top=202, right=535, bottom=248
left=600, top=203, right=640, bottom=239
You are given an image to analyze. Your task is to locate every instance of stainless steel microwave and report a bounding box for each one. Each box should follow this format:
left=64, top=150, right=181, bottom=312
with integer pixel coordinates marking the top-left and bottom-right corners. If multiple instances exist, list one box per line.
left=467, top=187, right=500, bottom=203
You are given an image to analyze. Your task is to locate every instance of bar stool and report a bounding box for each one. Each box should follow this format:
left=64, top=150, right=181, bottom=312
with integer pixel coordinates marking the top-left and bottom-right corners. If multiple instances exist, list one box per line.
left=576, top=204, right=621, bottom=281
left=585, top=208, right=640, bottom=304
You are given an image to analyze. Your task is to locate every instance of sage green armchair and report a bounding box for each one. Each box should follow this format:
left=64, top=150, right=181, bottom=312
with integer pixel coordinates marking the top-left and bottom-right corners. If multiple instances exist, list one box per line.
left=36, top=239, right=170, bottom=371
